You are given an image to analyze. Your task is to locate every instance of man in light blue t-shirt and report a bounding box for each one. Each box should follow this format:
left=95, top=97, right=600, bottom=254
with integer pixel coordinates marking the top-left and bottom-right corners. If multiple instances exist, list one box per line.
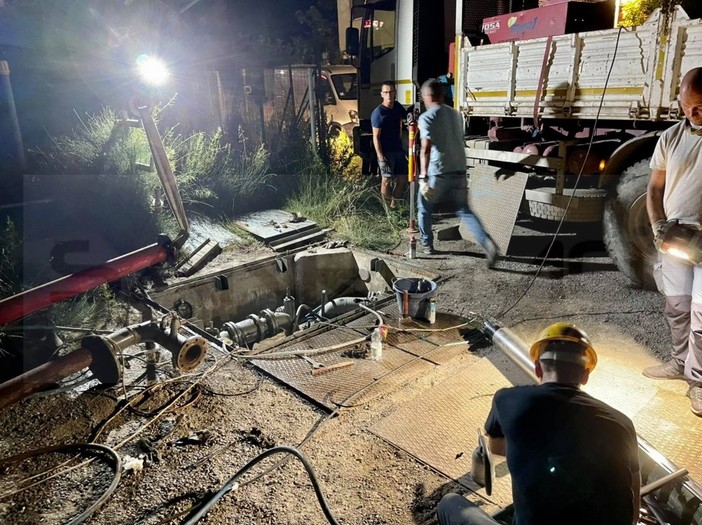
left=417, top=78, right=498, bottom=267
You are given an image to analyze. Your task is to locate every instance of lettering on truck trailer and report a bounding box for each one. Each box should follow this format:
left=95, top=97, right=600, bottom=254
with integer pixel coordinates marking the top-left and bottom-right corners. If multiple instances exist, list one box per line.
left=482, top=20, right=500, bottom=34
left=508, top=16, right=539, bottom=34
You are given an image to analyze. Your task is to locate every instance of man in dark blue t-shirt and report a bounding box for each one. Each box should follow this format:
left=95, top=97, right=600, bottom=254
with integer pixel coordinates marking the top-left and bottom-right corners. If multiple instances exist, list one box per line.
left=371, top=80, right=407, bottom=208
left=437, top=323, right=641, bottom=525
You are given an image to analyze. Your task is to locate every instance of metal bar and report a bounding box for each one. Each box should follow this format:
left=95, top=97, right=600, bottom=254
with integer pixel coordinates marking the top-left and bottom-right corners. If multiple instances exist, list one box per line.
left=0, top=243, right=168, bottom=326
left=308, top=67, right=318, bottom=150
left=0, top=348, right=92, bottom=411
left=136, top=103, right=189, bottom=242
left=465, top=147, right=564, bottom=170
left=0, top=61, right=26, bottom=172
left=640, top=468, right=688, bottom=497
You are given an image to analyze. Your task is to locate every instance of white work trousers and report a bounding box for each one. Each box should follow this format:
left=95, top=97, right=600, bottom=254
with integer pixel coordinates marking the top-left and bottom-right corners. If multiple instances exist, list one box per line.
left=661, top=252, right=702, bottom=382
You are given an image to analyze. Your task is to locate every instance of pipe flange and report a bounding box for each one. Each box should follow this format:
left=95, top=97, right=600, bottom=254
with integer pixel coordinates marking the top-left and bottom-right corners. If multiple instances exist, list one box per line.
left=172, top=336, right=208, bottom=372
left=259, top=309, right=277, bottom=338
left=223, top=321, right=245, bottom=347
left=82, top=335, right=121, bottom=385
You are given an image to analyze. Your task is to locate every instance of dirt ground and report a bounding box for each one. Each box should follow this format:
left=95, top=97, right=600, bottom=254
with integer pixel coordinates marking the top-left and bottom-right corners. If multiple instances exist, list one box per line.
left=0, top=218, right=673, bottom=525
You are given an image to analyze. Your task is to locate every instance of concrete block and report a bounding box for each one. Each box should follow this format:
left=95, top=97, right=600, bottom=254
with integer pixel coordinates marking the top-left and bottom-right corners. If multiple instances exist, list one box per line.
left=294, top=248, right=359, bottom=305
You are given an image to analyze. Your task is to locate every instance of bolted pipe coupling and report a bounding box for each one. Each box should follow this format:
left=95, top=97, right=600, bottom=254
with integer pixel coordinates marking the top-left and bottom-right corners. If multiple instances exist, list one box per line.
left=170, top=335, right=209, bottom=372
left=221, top=310, right=294, bottom=347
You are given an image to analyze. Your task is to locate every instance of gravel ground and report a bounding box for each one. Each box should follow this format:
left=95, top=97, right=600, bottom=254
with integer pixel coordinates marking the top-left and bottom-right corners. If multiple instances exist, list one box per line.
left=0, top=219, right=674, bottom=525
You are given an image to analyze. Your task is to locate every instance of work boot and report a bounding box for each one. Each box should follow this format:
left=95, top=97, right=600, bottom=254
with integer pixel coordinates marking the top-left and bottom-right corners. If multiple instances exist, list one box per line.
left=642, top=359, right=685, bottom=380
left=482, top=237, right=499, bottom=269
left=687, top=383, right=702, bottom=417
left=421, top=244, right=435, bottom=255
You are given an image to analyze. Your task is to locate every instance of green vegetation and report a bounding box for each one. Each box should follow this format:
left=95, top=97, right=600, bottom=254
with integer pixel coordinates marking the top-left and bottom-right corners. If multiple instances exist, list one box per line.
left=2, top=104, right=399, bottom=298
left=619, top=0, right=661, bottom=27
left=286, top=134, right=404, bottom=251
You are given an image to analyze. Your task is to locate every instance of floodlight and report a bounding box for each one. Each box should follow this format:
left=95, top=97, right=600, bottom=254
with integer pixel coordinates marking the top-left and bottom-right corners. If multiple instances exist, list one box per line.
left=136, top=54, right=169, bottom=86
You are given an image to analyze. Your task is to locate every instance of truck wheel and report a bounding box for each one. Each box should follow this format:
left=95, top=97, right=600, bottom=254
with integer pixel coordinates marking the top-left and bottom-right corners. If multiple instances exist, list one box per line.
left=603, top=159, right=657, bottom=289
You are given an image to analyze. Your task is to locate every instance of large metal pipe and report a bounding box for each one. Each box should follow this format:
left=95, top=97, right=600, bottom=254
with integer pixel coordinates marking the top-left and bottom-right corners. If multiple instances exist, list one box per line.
left=0, top=320, right=208, bottom=411
left=221, top=310, right=293, bottom=347
left=483, top=319, right=537, bottom=382
left=0, top=241, right=171, bottom=326
left=0, top=347, right=93, bottom=411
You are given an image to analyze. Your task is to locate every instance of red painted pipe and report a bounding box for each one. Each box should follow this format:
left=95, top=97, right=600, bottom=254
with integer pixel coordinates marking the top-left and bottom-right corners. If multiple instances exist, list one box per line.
left=0, top=243, right=169, bottom=326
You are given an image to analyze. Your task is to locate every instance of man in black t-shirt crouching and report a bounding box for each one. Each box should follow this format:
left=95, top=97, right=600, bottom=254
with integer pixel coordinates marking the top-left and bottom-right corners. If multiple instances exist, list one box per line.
left=437, top=322, right=640, bottom=525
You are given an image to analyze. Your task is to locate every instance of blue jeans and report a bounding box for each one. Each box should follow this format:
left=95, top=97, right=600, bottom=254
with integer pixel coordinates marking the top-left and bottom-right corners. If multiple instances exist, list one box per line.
left=418, top=171, right=490, bottom=248
left=437, top=493, right=500, bottom=525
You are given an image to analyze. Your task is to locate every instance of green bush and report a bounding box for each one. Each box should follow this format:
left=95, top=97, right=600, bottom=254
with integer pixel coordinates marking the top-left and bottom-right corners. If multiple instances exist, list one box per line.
left=286, top=144, right=404, bottom=251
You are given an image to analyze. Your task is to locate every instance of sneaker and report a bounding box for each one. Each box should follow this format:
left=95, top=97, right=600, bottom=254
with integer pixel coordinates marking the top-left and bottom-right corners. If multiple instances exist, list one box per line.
left=642, top=359, right=685, bottom=380
left=483, top=238, right=499, bottom=269
left=421, top=244, right=435, bottom=255
left=687, top=384, right=702, bottom=417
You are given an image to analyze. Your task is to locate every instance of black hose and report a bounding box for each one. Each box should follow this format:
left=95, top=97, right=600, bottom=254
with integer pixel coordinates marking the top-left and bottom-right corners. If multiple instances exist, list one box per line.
left=182, top=446, right=340, bottom=525
left=0, top=442, right=122, bottom=525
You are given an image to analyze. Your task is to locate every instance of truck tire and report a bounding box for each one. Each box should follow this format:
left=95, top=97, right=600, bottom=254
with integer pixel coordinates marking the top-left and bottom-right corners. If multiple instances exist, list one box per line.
left=603, top=159, right=657, bottom=289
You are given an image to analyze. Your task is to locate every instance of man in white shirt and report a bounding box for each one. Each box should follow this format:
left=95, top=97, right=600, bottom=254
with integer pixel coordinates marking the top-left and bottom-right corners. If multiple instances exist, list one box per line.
left=645, top=67, right=702, bottom=416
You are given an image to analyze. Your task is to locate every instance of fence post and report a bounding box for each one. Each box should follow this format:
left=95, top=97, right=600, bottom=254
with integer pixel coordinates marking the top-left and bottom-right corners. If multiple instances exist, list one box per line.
left=307, top=67, right=318, bottom=151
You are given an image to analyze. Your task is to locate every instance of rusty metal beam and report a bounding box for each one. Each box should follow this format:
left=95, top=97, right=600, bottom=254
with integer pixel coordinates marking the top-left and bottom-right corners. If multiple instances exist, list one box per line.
left=0, top=347, right=92, bottom=411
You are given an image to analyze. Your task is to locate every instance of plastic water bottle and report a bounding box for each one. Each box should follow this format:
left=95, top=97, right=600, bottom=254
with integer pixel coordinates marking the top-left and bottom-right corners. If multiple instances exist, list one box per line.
left=428, top=297, right=436, bottom=324
left=370, top=327, right=383, bottom=361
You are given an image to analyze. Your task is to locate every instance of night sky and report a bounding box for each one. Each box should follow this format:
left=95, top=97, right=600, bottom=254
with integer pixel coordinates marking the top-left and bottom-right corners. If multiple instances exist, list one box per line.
left=0, top=0, right=336, bottom=147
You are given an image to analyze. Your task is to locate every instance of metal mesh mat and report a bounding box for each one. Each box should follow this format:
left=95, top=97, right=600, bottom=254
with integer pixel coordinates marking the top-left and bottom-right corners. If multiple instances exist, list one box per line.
left=467, top=165, right=528, bottom=254
left=581, top=335, right=702, bottom=485
left=250, top=305, right=474, bottom=411
left=369, top=357, right=515, bottom=509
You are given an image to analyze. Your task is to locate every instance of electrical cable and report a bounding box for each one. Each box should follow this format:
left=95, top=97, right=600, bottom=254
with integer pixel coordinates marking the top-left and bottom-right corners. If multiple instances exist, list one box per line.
left=236, top=336, right=368, bottom=360
left=0, top=442, right=121, bottom=525
left=25, top=373, right=96, bottom=400
left=508, top=308, right=659, bottom=326
left=496, top=27, right=624, bottom=321
left=126, top=383, right=203, bottom=418
left=200, top=375, right=264, bottom=397
left=182, top=446, right=340, bottom=525
left=234, top=314, right=482, bottom=485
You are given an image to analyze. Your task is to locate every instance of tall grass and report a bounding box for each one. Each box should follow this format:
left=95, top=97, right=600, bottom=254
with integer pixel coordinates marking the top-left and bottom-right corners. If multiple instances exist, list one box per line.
left=286, top=135, right=404, bottom=250
left=170, top=126, right=278, bottom=216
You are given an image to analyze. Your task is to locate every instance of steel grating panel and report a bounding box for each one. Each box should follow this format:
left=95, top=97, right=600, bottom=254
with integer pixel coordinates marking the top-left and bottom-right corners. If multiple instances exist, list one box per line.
left=582, top=344, right=702, bottom=485
left=251, top=309, right=474, bottom=411
left=369, top=357, right=515, bottom=510
left=467, top=166, right=528, bottom=254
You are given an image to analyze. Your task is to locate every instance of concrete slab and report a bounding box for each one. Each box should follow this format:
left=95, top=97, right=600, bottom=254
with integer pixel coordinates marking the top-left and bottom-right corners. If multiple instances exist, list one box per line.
left=234, top=209, right=317, bottom=242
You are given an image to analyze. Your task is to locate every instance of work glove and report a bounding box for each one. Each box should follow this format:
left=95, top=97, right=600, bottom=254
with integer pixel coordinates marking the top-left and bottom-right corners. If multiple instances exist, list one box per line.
left=419, top=179, right=434, bottom=200
left=652, top=219, right=676, bottom=252
left=378, top=159, right=392, bottom=177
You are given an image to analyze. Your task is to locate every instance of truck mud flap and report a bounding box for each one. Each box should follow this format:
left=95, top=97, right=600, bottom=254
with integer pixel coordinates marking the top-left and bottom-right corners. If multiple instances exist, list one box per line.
left=466, top=165, right=528, bottom=254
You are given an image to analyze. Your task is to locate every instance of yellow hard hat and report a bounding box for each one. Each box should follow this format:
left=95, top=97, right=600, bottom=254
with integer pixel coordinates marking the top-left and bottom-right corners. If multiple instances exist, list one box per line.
left=529, top=322, right=597, bottom=372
